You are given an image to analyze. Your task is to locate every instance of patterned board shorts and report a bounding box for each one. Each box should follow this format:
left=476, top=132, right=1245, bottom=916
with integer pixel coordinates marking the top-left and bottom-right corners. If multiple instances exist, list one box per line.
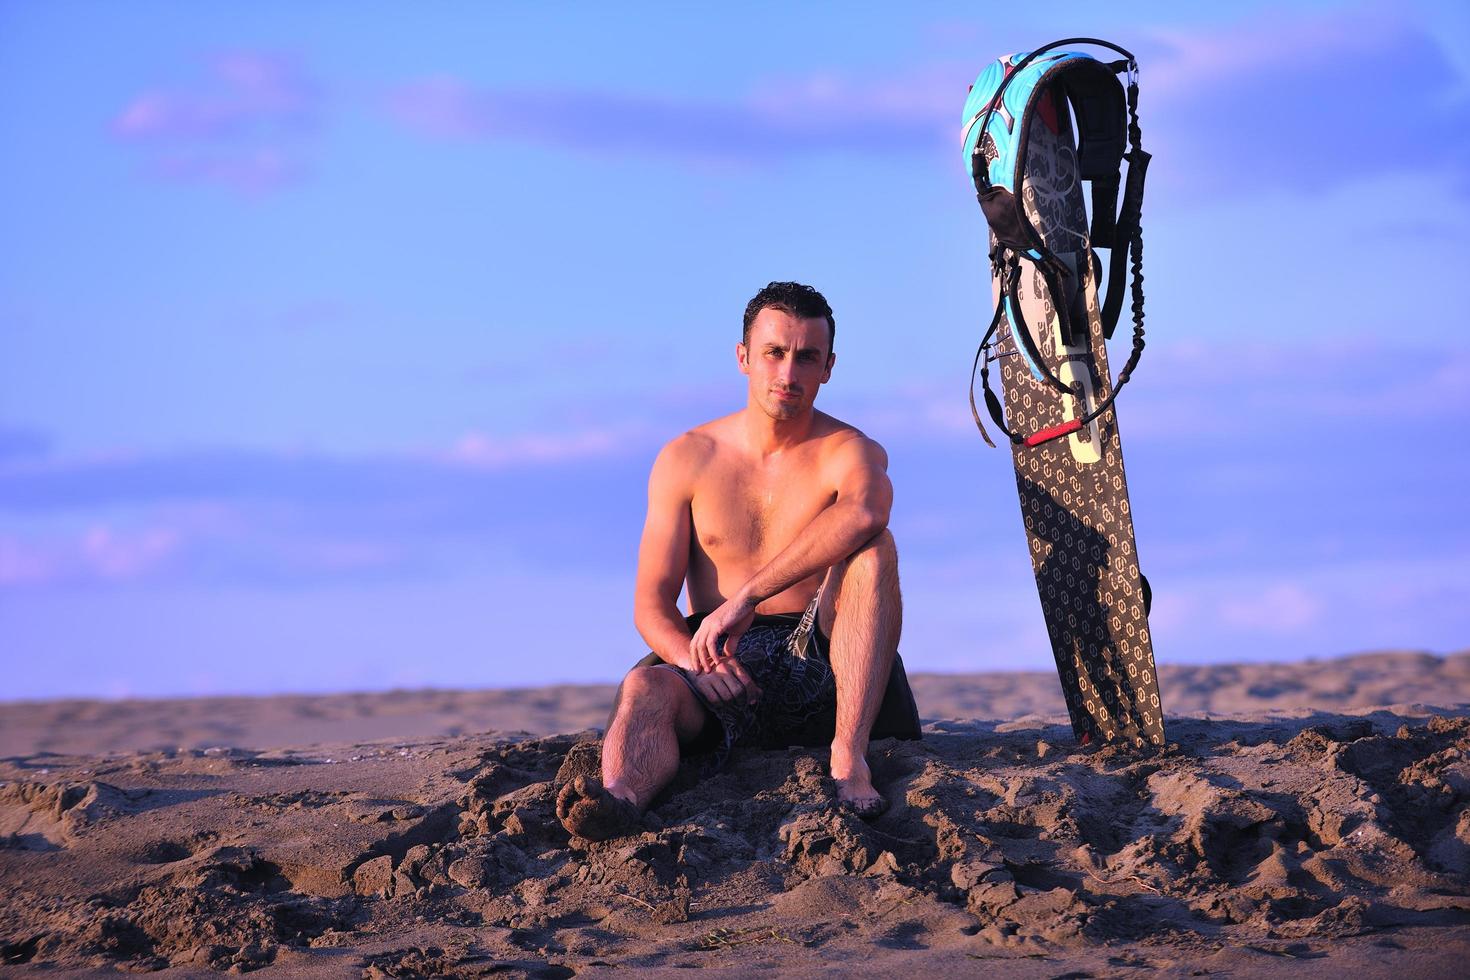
left=651, top=598, right=838, bottom=774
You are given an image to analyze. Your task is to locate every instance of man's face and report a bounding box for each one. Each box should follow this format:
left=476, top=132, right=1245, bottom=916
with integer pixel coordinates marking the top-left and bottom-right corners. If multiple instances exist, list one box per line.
left=737, top=307, right=835, bottom=422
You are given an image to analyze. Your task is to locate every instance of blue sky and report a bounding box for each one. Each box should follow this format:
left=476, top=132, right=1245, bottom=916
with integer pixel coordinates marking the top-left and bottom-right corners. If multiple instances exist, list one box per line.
left=2, top=0, right=1467, bottom=699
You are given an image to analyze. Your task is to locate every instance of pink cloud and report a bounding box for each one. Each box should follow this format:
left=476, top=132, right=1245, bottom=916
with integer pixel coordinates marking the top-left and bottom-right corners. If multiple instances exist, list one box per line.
left=807, top=338, right=1470, bottom=447
left=0, top=524, right=180, bottom=586
left=148, top=146, right=306, bottom=193
left=1219, top=583, right=1325, bottom=633
left=113, top=51, right=320, bottom=140
left=1141, top=9, right=1401, bottom=101
left=279, top=538, right=398, bottom=573
left=382, top=65, right=953, bottom=164
left=82, top=525, right=180, bottom=579
left=0, top=537, right=60, bottom=586
left=112, top=51, right=322, bottom=192
left=746, top=63, right=958, bottom=126
left=382, top=76, right=488, bottom=139
left=442, top=427, right=635, bottom=469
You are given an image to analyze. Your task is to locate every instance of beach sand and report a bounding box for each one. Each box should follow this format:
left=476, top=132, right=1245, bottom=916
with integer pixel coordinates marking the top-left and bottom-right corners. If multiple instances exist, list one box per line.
left=2, top=649, right=1468, bottom=976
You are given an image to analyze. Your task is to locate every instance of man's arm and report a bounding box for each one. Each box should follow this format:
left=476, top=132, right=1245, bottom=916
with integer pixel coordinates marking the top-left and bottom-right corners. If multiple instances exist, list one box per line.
left=689, top=434, right=891, bottom=671
left=634, top=435, right=763, bottom=702
left=633, top=437, right=701, bottom=671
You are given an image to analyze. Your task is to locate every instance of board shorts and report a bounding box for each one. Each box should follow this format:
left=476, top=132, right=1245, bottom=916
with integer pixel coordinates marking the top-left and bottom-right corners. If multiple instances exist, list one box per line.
left=633, top=596, right=923, bottom=774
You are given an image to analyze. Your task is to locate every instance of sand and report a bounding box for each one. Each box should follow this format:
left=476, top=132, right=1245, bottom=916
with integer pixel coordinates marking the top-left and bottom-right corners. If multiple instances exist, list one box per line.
left=2, top=649, right=1468, bottom=977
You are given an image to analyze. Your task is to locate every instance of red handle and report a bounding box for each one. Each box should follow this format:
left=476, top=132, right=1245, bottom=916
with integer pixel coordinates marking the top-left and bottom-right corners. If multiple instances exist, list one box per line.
left=1023, top=419, right=1083, bottom=447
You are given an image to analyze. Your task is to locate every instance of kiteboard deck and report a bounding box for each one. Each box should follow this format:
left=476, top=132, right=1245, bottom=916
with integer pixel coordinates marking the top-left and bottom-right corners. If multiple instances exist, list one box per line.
left=986, top=84, right=1165, bottom=748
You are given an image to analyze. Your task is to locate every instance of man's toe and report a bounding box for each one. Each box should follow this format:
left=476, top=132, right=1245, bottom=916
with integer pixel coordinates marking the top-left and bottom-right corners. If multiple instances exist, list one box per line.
left=555, top=781, right=576, bottom=822
left=556, top=776, right=596, bottom=823
left=832, top=776, right=889, bottom=821
left=837, top=794, right=889, bottom=821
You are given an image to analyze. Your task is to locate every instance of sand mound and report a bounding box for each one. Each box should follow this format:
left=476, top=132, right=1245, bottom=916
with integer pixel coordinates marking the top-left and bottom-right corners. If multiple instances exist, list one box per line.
left=5, top=650, right=1464, bottom=759
left=3, top=703, right=1469, bottom=975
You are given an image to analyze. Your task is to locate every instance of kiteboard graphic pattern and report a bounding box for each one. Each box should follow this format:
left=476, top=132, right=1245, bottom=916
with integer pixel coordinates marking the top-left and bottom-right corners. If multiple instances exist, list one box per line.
left=986, top=87, right=1165, bottom=748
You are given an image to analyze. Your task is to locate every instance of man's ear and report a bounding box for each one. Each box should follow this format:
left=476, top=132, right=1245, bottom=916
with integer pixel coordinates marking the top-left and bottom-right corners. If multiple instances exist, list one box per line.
left=821, top=351, right=835, bottom=382
left=737, top=342, right=750, bottom=375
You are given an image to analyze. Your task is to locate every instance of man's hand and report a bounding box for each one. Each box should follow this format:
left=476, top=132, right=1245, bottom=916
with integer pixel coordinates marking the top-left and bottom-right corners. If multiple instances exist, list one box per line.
left=689, top=594, right=757, bottom=673
left=691, top=658, right=762, bottom=707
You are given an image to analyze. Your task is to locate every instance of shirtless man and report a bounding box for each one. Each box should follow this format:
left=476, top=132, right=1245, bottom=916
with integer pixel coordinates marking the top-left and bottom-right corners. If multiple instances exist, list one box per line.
left=556, top=281, right=910, bottom=841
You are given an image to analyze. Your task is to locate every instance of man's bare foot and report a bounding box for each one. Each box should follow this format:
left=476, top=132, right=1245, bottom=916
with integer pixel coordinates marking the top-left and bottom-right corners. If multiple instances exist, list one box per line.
left=555, top=775, right=643, bottom=841
left=829, top=748, right=887, bottom=820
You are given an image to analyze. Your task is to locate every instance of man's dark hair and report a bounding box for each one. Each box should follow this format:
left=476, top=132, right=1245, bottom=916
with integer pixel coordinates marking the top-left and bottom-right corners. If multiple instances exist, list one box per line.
left=742, top=281, right=836, bottom=354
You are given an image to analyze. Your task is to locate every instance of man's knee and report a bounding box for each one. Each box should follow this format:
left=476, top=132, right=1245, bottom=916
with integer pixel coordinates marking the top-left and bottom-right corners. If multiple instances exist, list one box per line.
left=861, top=527, right=897, bottom=560
left=610, top=665, right=706, bottom=742
left=619, top=665, right=678, bottom=703
left=847, top=528, right=898, bottom=582
left=612, top=666, right=688, bottom=722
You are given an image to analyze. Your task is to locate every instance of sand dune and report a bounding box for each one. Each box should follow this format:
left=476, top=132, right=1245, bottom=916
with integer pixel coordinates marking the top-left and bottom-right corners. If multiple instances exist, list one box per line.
left=3, top=649, right=1465, bottom=759
left=2, top=650, right=1468, bottom=976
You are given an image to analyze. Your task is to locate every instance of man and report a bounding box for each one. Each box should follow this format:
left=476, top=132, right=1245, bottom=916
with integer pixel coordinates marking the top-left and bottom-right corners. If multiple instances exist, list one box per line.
left=556, top=281, right=919, bottom=842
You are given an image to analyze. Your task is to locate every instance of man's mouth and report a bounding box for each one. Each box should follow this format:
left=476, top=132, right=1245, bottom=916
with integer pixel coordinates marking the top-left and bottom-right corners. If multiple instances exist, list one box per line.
left=773, top=388, right=801, bottom=399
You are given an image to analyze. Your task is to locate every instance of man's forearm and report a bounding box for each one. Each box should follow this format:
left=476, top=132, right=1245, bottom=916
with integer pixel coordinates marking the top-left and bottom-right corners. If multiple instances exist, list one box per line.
left=736, top=499, right=885, bottom=608
left=635, top=598, right=696, bottom=670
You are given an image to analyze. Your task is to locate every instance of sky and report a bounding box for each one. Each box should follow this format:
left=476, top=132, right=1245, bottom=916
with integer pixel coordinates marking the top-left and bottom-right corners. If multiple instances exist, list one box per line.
left=1, top=0, right=1467, bottom=699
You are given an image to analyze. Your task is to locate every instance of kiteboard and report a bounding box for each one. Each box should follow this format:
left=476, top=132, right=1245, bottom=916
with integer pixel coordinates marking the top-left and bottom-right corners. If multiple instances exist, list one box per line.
left=961, top=40, right=1165, bottom=747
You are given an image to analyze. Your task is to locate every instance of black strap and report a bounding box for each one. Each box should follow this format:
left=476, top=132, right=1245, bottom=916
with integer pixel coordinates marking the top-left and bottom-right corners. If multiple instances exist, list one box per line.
left=968, top=301, right=1006, bottom=448
left=1079, top=193, right=1146, bottom=429
left=1038, top=256, right=1081, bottom=350
left=1101, top=234, right=1129, bottom=340
left=1089, top=173, right=1119, bottom=247
left=977, top=327, right=1018, bottom=447
left=1004, top=256, right=1073, bottom=394
left=1101, top=79, right=1148, bottom=340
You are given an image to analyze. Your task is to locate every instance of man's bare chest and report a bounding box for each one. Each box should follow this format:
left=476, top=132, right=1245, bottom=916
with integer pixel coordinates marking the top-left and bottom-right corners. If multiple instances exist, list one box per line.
left=689, top=458, right=833, bottom=561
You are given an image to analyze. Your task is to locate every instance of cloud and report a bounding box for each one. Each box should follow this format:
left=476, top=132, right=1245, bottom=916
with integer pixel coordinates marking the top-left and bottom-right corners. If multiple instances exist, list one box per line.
left=828, top=338, right=1470, bottom=447
left=275, top=298, right=356, bottom=334
left=0, top=429, right=656, bottom=588
left=0, top=426, right=655, bottom=512
left=0, top=498, right=416, bottom=590
left=883, top=549, right=1469, bottom=673
left=111, top=51, right=323, bottom=192
left=0, top=425, right=51, bottom=462
left=1139, top=552, right=1470, bottom=663
left=1217, top=582, right=1326, bottom=633
left=82, top=525, right=180, bottom=579
left=113, top=52, right=319, bottom=140
left=0, top=524, right=180, bottom=586
left=377, top=8, right=1467, bottom=197
left=146, top=146, right=306, bottom=193
left=443, top=426, right=641, bottom=469
left=1134, top=9, right=1470, bottom=195
left=0, top=536, right=57, bottom=585
left=3, top=335, right=1464, bottom=597
left=382, top=67, right=957, bottom=165
left=1141, top=9, right=1392, bottom=93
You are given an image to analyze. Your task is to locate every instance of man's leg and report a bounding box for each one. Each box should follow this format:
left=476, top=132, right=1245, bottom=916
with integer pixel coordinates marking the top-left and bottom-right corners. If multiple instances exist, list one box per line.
left=556, top=665, right=707, bottom=840
left=819, top=528, right=902, bottom=815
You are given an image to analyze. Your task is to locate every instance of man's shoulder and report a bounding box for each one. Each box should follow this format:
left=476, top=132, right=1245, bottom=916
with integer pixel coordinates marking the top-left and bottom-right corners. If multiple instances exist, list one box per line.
left=814, top=413, right=888, bottom=467
left=653, top=417, right=732, bottom=474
